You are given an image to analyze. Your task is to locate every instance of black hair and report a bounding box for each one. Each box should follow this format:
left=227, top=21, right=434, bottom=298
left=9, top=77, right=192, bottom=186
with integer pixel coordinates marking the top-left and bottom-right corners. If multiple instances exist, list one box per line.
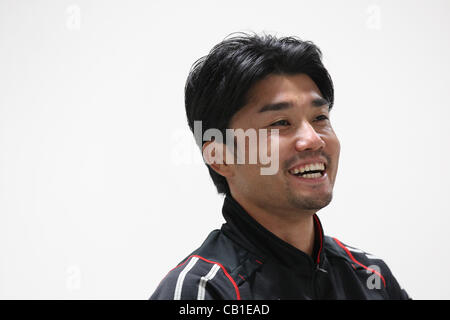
left=184, top=31, right=334, bottom=196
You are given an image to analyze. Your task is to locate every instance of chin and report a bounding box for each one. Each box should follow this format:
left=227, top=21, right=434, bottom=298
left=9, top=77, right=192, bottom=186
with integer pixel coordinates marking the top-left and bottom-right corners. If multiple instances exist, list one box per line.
left=288, top=192, right=333, bottom=211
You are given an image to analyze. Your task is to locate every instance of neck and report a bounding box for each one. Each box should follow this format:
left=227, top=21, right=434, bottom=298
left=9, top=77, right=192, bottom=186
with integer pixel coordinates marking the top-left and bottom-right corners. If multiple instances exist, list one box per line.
left=231, top=192, right=316, bottom=257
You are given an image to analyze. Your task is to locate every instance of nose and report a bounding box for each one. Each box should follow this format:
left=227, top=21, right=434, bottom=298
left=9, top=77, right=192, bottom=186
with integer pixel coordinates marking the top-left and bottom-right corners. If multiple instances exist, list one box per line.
left=294, top=121, right=325, bottom=152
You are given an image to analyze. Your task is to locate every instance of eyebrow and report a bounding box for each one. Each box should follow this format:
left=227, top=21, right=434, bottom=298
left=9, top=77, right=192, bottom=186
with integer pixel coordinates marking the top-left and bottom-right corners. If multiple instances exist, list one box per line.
left=257, top=97, right=330, bottom=113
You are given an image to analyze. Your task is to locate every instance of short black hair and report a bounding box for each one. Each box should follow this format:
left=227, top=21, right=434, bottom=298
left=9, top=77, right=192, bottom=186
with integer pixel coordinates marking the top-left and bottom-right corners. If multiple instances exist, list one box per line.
left=184, top=31, right=334, bottom=196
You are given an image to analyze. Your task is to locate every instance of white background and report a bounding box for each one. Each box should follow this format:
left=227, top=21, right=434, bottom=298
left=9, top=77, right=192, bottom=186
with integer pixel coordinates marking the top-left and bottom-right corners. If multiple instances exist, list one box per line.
left=1, top=0, right=449, bottom=299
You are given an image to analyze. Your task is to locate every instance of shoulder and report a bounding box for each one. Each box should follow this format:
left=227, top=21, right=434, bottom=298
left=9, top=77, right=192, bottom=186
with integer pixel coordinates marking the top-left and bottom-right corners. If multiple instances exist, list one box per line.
left=150, top=229, right=248, bottom=300
left=324, top=236, right=386, bottom=267
left=150, top=254, right=241, bottom=300
left=324, top=236, right=411, bottom=299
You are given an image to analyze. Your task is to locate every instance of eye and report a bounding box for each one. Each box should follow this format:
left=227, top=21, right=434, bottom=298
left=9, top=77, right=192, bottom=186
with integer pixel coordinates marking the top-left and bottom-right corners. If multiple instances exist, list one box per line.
left=315, top=115, right=329, bottom=122
left=270, top=119, right=290, bottom=126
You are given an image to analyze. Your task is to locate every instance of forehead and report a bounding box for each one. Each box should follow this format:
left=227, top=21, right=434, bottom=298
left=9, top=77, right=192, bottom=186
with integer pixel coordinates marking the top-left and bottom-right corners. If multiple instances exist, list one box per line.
left=230, top=73, right=324, bottom=127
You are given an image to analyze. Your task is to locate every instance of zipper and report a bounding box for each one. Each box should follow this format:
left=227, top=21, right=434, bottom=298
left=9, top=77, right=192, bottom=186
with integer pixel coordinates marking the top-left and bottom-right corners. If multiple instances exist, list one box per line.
left=312, top=263, right=328, bottom=299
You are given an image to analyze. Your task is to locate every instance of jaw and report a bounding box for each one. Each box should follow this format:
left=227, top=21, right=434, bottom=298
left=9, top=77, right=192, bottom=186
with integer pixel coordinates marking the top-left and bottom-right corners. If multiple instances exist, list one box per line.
left=284, top=183, right=334, bottom=211
left=284, top=169, right=335, bottom=210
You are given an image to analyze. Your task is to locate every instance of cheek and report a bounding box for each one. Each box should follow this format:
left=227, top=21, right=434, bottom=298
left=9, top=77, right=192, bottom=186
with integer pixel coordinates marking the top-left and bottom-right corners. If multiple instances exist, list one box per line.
left=241, top=131, right=281, bottom=165
left=263, top=130, right=282, bottom=158
left=233, top=164, right=265, bottom=193
left=332, top=134, right=341, bottom=159
left=328, top=126, right=340, bottom=150
left=325, top=134, right=340, bottom=171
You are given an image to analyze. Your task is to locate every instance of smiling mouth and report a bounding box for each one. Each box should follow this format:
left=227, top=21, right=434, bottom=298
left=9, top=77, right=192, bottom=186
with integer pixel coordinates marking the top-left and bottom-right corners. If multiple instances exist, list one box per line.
left=288, top=163, right=327, bottom=179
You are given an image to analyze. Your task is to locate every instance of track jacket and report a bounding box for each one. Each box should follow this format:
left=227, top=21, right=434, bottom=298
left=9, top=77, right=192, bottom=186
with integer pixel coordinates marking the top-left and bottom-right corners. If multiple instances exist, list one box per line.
left=150, top=194, right=410, bottom=300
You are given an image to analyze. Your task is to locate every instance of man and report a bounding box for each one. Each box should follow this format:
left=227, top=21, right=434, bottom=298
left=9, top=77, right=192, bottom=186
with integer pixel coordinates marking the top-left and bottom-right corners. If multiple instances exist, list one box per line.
left=150, top=32, right=410, bottom=300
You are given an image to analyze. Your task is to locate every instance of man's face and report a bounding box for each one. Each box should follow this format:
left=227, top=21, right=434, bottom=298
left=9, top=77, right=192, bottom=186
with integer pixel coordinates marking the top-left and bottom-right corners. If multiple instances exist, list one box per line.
left=227, top=73, right=340, bottom=216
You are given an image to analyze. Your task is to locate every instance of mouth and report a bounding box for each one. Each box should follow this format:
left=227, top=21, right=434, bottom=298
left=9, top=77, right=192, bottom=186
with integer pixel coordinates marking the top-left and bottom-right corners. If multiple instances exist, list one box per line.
left=288, top=162, right=328, bottom=183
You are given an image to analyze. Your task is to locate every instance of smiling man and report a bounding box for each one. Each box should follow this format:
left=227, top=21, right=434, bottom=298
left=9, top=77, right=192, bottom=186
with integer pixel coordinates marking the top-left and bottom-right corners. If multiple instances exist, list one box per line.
left=150, top=32, right=410, bottom=300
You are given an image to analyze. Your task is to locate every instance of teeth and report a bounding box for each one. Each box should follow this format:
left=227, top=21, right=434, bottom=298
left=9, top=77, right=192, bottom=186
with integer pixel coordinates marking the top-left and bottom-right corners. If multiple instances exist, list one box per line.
left=290, top=162, right=325, bottom=175
left=302, top=172, right=322, bottom=179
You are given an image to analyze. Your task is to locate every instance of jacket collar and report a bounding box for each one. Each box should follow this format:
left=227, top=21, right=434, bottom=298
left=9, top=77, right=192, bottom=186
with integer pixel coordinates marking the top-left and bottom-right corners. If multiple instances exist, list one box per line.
left=221, top=193, right=325, bottom=275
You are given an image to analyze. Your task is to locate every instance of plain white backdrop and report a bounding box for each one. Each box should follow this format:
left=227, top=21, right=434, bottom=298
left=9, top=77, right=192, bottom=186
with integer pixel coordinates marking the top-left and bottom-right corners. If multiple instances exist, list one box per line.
left=1, top=0, right=449, bottom=299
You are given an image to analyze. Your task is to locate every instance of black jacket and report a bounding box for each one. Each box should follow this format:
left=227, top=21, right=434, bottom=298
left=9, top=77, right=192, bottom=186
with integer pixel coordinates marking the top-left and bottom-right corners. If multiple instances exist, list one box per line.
left=150, top=194, right=410, bottom=300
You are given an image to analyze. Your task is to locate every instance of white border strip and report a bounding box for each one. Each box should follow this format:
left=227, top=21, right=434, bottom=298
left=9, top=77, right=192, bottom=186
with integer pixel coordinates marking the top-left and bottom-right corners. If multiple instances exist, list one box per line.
left=197, top=263, right=221, bottom=300
left=174, top=257, right=199, bottom=300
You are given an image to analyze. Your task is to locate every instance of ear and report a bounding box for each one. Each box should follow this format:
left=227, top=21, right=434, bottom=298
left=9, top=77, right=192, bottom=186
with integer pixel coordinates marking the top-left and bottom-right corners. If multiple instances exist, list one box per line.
left=202, top=140, right=234, bottom=178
